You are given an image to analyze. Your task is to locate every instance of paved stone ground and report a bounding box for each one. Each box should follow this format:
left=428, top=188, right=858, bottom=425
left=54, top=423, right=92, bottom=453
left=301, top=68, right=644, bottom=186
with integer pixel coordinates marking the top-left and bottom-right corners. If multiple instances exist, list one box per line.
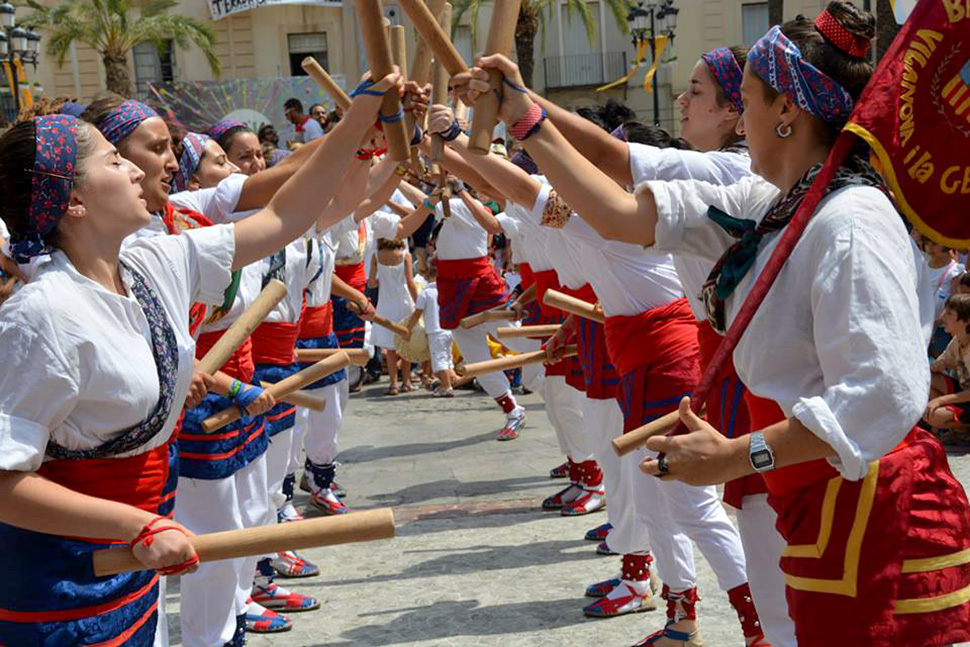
left=166, top=381, right=970, bottom=647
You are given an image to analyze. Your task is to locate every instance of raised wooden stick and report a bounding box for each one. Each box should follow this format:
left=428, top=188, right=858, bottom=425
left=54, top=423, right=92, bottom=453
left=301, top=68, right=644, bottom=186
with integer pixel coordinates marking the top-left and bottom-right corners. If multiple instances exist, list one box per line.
left=202, top=352, right=351, bottom=432
left=295, top=347, right=371, bottom=366
left=462, top=345, right=577, bottom=378
left=345, top=302, right=410, bottom=336
left=301, top=57, right=352, bottom=111
left=261, top=383, right=327, bottom=412
left=197, top=280, right=286, bottom=376
left=542, top=289, right=605, bottom=324
left=459, top=306, right=519, bottom=329
left=430, top=3, right=453, bottom=167
left=399, top=0, right=468, bottom=75
left=356, top=0, right=411, bottom=162
left=410, top=0, right=448, bottom=85
left=496, top=324, right=561, bottom=339
left=93, top=509, right=395, bottom=577
left=467, top=0, right=521, bottom=154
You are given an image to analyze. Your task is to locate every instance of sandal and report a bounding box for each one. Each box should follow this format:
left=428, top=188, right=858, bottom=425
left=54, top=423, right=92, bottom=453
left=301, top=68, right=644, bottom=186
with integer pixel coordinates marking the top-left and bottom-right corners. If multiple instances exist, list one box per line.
left=385, top=386, right=400, bottom=396
left=400, top=382, right=414, bottom=393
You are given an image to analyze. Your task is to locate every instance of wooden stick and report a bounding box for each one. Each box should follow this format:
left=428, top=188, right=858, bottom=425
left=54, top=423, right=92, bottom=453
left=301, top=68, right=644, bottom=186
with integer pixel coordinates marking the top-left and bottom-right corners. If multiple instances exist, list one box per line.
left=462, top=345, right=577, bottom=378
left=301, top=57, right=352, bottom=111
left=202, top=352, right=351, bottom=432
left=459, top=306, right=519, bottom=329
left=410, top=0, right=448, bottom=85
left=542, top=289, right=605, bottom=324
left=295, top=348, right=371, bottom=366
left=93, top=509, right=395, bottom=577
left=356, top=0, right=411, bottom=162
left=399, top=0, right=468, bottom=75
left=612, top=410, right=679, bottom=456
left=261, top=383, right=327, bottom=412
left=197, top=280, right=286, bottom=376
left=430, top=3, right=453, bottom=167
left=495, top=324, right=561, bottom=339
left=467, top=0, right=521, bottom=154
left=346, top=301, right=410, bottom=337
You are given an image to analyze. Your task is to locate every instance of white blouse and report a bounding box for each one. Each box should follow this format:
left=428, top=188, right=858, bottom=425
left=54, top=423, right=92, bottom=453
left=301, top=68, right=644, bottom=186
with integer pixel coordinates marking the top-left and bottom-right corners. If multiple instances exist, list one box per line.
left=628, top=143, right=753, bottom=320
left=0, top=225, right=235, bottom=471
left=263, top=236, right=313, bottom=324
left=501, top=191, right=556, bottom=273
left=169, top=173, right=248, bottom=225
left=434, top=199, right=489, bottom=261
left=648, top=175, right=929, bottom=480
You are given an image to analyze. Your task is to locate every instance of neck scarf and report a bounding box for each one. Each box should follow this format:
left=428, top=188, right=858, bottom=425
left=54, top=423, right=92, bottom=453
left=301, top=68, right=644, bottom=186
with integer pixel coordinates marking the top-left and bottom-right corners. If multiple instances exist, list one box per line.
left=700, top=155, right=887, bottom=333
left=10, top=115, right=79, bottom=264
left=99, top=100, right=158, bottom=146
left=701, top=48, right=744, bottom=114
left=174, top=133, right=209, bottom=193
left=46, top=260, right=180, bottom=459
left=747, top=25, right=854, bottom=124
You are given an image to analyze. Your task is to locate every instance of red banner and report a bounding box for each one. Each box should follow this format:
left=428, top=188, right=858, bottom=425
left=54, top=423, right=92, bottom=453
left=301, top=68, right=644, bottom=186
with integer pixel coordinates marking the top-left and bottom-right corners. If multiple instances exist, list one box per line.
left=845, top=0, right=970, bottom=246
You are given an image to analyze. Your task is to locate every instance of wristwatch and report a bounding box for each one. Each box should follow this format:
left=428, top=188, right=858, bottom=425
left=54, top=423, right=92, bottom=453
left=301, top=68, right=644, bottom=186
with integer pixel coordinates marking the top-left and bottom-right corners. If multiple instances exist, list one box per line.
left=748, top=432, right=776, bottom=473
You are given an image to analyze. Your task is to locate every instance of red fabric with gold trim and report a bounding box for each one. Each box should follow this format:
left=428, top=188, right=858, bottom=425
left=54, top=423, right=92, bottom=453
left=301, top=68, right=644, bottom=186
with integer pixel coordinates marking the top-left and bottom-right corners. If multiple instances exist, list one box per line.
left=696, top=321, right=767, bottom=508
left=845, top=1, right=970, bottom=247
left=769, top=428, right=970, bottom=646
left=299, top=303, right=335, bottom=339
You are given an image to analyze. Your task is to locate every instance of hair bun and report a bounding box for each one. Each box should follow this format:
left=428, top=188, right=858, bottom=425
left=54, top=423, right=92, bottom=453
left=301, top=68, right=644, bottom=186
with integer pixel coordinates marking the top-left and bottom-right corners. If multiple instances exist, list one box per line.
left=816, top=1, right=875, bottom=59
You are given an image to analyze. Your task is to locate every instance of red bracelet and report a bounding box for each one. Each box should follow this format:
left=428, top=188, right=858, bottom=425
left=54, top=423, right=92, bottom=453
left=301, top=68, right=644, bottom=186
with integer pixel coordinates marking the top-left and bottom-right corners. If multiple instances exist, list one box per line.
left=129, top=516, right=200, bottom=576
left=509, top=103, right=546, bottom=141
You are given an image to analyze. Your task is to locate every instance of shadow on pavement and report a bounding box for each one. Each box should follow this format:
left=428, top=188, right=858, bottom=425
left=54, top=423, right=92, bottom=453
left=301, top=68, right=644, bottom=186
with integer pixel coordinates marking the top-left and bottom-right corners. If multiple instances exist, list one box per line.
left=336, top=429, right=498, bottom=464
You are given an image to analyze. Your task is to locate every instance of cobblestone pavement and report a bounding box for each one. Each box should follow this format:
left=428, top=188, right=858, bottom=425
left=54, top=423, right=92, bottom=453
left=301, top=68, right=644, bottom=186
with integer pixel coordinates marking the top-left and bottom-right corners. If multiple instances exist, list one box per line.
left=166, top=381, right=970, bottom=647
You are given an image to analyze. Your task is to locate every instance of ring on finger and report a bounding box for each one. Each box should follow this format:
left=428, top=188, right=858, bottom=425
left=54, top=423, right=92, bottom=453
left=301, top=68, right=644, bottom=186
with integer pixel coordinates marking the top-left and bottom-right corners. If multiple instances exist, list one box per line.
left=657, top=455, right=670, bottom=476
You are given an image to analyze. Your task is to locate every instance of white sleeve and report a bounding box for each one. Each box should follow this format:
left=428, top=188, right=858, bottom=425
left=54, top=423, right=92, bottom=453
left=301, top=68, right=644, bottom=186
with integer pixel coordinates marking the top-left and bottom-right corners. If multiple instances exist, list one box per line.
left=0, top=319, right=78, bottom=471
left=370, top=212, right=401, bottom=241
left=791, top=211, right=929, bottom=480
left=415, top=289, right=428, bottom=312
left=325, top=214, right=359, bottom=238
left=646, top=176, right=774, bottom=264
left=495, top=213, right=520, bottom=238
left=628, top=143, right=750, bottom=185
left=0, top=217, right=8, bottom=240
left=168, top=174, right=248, bottom=224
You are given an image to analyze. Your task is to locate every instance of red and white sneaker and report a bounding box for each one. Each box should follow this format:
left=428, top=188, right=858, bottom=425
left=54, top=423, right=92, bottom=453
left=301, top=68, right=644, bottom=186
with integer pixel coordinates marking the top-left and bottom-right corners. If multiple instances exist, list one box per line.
left=251, top=581, right=320, bottom=613
left=309, top=488, right=351, bottom=515
left=244, top=600, right=292, bottom=633
left=549, top=461, right=570, bottom=479
left=269, top=551, right=319, bottom=578
left=561, top=485, right=606, bottom=516
left=497, top=406, right=526, bottom=441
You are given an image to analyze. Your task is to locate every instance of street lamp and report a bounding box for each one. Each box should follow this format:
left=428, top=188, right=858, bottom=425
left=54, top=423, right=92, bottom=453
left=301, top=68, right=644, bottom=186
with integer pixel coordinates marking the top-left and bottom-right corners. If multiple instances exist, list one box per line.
left=1, top=4, right=41, bottom=117
left=626, top=0, right=678, bottom=126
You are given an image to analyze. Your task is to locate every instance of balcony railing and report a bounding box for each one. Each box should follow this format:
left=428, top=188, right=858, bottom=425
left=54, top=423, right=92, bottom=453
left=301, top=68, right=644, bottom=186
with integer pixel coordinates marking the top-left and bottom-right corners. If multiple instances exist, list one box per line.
left=543, top=51, right=627, bottom=89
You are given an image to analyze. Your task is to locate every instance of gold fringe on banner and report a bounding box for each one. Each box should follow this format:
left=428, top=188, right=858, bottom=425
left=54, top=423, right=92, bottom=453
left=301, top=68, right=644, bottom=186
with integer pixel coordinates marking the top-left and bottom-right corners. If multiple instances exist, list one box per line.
left=643, top=35, right=668, bottom=92
left=596, top=39, right=649, bottom=92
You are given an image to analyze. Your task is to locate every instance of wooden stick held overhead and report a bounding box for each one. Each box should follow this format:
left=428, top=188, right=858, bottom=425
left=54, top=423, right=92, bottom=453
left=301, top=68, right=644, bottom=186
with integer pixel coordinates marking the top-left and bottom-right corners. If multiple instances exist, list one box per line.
left=495, top=324, right=561, bottom=339
left=462, top=345, right=577, bottom=378
left=301, top=57, right=352, bottom=111
left=197, top=279, right=286, bottom=376
left=295, top=347, right=371, bottom=366
left=356, top=0, right=411, bottom=162
left=399, top=0, right=468, bottom=75
left=467, top=0, right=521, bottom=154
left=93, top=509, right=396, bottom=577
left=261, top=383, right=327, bottom=412
left=542, top=289, right=605, bottom=324
left=410, top=0, right=447, bottom=85
left=202, top=352, right=351, bottom=432
left=459, top=306, right=519, bottom=329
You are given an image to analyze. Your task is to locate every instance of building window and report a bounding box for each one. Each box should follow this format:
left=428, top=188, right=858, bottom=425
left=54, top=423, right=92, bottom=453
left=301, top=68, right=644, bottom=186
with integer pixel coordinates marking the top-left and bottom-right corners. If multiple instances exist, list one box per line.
left=742, top=3, right=770, bottom=46
left=133, top=40, right=176, bottom=93
left=289, top=32, right=328, bottom=76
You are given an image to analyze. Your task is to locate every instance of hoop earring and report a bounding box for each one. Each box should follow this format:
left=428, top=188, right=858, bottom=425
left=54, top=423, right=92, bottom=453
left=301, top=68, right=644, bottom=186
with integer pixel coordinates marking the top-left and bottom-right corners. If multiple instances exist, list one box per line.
left=776, top=123, right=793, bottom=139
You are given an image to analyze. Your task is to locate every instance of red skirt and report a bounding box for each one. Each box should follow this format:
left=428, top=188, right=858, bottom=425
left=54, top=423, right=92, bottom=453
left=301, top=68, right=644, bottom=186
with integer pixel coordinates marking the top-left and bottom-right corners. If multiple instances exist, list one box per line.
left=436, top=257, right=510, bottom=330
left=696, top=321, right=767, bottom=508
left=770, top=428, right=970, bottom=646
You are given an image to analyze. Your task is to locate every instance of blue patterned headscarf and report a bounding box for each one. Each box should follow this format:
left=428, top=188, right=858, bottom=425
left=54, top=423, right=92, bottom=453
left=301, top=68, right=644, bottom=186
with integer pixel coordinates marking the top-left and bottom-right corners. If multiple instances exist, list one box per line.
left=98, top=99, right=159, bottom=146
left=173, top=133, right=210, bottom=193
left=207, top=119, right=246, bottom=145
left=702, top=48, right=744, bottom=114
left=747, top=26, right=854, bottom=124
left=10, top=115, right=80, bottom=263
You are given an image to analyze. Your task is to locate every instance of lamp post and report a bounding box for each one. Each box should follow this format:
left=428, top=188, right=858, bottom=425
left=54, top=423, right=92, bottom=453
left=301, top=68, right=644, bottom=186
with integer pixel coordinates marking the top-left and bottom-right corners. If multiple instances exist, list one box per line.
left=626, top=0, right=678, bottom=126
left=0, top=2, right=40, bottom=118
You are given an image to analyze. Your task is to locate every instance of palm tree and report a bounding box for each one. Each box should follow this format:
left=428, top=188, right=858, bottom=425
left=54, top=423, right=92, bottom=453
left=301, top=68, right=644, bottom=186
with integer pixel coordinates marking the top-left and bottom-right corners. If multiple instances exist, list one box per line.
left=453, top=0, right=630, bottom=88
left=18, top=0, right=221, bottom=97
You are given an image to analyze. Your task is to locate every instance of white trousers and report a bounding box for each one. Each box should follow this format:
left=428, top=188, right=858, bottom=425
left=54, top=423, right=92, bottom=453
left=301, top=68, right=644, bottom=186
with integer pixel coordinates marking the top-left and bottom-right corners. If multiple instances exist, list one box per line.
left=580, top=397, right=653, bottom=553
left=501, top=334, right=543, bottom=391
left=175, top=455, right=270, bottom=647
left=451, top=321, right=515, bottom=400
left=296, top=379, right=347, bottom=467
left=538, top=377, right=591, bottom=461
left=738, top=494, right=797, bottom=647
left=266, top=429, right=293, bottom=512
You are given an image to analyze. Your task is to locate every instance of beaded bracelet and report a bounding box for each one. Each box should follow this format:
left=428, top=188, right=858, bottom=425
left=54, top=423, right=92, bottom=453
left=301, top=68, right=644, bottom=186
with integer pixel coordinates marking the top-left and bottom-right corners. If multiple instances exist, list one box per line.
left=228, top=379, right=243, bottom=399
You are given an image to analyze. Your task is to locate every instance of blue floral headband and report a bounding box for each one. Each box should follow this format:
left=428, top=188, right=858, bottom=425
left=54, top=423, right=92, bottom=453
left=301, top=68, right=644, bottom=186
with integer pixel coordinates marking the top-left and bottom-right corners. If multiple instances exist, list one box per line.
left=207, top=119, right=246, bottom=144
left=174, top=133, right=209, bottom=193
left=98, top=99, right=159, bottom=146
left=702, top=48, right=744, bottom=114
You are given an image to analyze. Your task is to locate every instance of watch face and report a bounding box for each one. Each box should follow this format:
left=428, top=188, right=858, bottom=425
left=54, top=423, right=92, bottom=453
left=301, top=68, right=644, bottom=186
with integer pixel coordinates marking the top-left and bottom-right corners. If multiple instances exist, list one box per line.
left=751, top=449, right=773, bottom=470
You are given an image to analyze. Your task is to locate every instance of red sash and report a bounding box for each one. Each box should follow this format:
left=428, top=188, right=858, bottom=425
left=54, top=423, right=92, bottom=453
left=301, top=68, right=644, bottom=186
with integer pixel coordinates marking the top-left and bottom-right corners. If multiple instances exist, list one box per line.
left=436, top=257, right=509, bottom=329
left=299, top=303, right=335, bottom=340
left=251, top=321, right=300, bottom=365
left=196, top=331, right=254, bottom=382
left=519, top=262, right=536, bottom=289
left=335, top=262, right=366, bottom=293
left=533, top=269, right=563, bottom=318
left=603, top=297, right=698, bottom=377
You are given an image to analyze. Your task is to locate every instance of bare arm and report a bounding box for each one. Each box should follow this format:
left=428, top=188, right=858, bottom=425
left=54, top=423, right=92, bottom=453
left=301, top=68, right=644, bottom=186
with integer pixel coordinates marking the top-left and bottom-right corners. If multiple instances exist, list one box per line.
left=458, top=187, right=503, bottom=235
left=234, top=135, right=338, bottom=212
left=353, top=156, right=406, bottom=221
left=417, top=132, right=501, bottom=199
left=405, top=253, right=418, bottom=302
left=316, top=158, right=372, bottom=228
left=368, top=256, right=379, bottom=290
left=529, top=92, right=633, bottom=186
left=231, top=75, right=397, bottom=270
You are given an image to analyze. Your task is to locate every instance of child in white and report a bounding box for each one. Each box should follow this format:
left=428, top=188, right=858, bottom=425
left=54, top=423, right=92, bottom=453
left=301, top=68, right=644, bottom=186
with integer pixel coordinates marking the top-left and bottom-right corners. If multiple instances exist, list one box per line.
left=369, top=237, right=418, bottom=394
left=407, top=260, right=455, bottom=396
